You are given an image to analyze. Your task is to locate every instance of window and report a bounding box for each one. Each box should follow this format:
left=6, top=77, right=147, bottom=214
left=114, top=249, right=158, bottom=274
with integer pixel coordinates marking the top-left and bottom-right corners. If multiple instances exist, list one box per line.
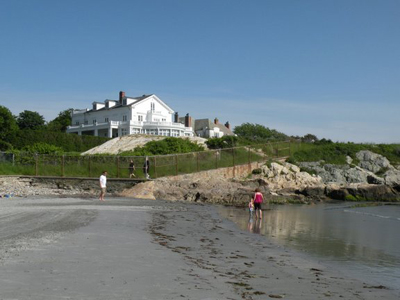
left=148, top=129, right=157, bottom=135
left=121, top=128, right=128, bottom=136
left=122, top=115, right=127, bottom=121
left=162, top=118, right=166, bottom=122
left=93, top=119, right=96, bottom=124
left=75, top=121, right=80, bottom=125
left=151, top=102, right=155, bottom=111
left=138, top=115, right=143, bottom=122
left=105, top=117, right=109, bottom=122
left=84, top=120, right=88, bottom=125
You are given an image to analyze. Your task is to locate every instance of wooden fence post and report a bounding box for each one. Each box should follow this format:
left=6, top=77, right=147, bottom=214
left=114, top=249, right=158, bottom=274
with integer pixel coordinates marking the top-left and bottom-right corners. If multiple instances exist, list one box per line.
left=154, top=156, right=157, bottom=179
left=175, top=154, right=178, bottom=175
left=61, top=155, right=65, bottom=177
left=35, top=154, right=38, bottom=176
left=117, top=156, right=120, bottom=178
left=88, top=156, right=92, bottom=178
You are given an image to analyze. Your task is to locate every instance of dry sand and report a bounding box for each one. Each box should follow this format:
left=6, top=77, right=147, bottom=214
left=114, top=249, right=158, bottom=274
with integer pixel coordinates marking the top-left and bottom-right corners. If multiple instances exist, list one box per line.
left=81, top=134, right=208, bottom=155
left=0, top=196, right=398, bottom=299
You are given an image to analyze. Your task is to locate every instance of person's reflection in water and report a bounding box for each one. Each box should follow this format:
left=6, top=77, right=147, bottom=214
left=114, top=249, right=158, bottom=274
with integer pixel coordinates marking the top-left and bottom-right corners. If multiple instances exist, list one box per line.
left=253, top=218, right=262, bottom=234
left=248, top=215, right=262, bottom=234
left=247, top=215, right=255, bottom=233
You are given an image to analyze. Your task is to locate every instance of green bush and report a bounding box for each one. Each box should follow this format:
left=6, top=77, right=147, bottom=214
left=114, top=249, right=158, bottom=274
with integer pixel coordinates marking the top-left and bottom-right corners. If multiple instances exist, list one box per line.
left=206, top=136, right=238, bottom=149
left=288, top=142, right=400, bottom=166
left=252, top=168, right=262, bottom=175
left=8, top=130, right=109, bottom=152
left=22, top=142, right=63, bottom=154
left=0, top=140, right=13, bottom=151
left=120, top=137, right=204, bottom=156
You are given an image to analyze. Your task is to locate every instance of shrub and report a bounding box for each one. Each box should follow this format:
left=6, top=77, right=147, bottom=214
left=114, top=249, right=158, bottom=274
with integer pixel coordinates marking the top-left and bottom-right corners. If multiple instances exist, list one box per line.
left=8, top=130, right=109, bottom=152
left=206, top=136, right=238, bottom=149
left=120, top=137, right=205, bottom=156
left=0, top=140, right=13, bottom=151
left=22, top=142, right=64, bottom=154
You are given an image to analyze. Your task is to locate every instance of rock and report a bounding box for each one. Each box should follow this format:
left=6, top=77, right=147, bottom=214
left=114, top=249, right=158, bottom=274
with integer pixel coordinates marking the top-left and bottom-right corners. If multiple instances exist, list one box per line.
left=356, top=150, right=392, bottom=173
left=384, top=169, right=400, bottom=186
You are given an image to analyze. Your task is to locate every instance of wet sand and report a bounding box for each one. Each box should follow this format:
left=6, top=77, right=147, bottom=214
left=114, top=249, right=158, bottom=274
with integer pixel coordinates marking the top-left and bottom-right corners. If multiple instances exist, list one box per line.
left=0, top=196, right=398, bottom=299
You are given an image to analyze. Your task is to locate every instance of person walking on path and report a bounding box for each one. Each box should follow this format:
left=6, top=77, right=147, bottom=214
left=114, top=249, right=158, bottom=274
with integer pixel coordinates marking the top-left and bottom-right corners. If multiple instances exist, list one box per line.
left=143, top=157, right=150, bottom=179
left=253, top=188, right=264, bottom=220
left=129, top=160, right=136, bottom=178
left=99, top=171, right=107, bottom=201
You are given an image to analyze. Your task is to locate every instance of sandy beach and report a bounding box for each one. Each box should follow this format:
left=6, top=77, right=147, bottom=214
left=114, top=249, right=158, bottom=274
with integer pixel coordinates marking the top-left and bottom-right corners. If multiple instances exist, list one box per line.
left=0, top=196, right=398, bottom=300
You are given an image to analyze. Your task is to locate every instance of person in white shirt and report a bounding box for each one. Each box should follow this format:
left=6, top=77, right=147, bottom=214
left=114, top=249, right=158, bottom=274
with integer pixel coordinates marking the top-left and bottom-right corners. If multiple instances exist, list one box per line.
left=99, top=171, right=108, bottom=201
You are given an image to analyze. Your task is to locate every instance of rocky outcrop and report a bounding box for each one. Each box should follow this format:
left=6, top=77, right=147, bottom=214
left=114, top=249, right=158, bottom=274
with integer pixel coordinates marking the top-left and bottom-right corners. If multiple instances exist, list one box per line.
left=121, top=150, right=400, bottom=204
left=299, top=151, right=400, bottom=186
left=2, top=150, right=399, bottom=204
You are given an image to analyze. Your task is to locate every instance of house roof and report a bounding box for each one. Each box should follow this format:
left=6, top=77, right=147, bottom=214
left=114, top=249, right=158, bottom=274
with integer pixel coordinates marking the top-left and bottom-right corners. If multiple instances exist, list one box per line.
left=194, top=119, right=234, bottom=136
left=85, top=94, right=174, bottom=113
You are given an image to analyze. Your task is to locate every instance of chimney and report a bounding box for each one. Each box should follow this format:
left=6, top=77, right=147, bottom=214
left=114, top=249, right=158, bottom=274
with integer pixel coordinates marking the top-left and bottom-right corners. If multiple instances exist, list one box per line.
left=185, top=113, right=192, bottom=127
left=174, top=112, right=179, bottom=123
left=119, top=91, right=125, bottom=104
left=225, top=121, right=230, bottom=129
left=214, top=118, right=219, bottom=124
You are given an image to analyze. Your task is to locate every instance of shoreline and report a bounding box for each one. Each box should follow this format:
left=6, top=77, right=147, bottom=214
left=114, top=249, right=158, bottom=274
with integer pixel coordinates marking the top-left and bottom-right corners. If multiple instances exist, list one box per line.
left=0, top=196, right=398, bottom=299
left=150, top=202, right=399, bottom=299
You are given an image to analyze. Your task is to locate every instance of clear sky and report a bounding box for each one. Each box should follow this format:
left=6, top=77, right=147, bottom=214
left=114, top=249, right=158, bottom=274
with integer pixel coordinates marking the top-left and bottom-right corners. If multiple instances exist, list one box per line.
left=0, top=0, right=399, bottom=143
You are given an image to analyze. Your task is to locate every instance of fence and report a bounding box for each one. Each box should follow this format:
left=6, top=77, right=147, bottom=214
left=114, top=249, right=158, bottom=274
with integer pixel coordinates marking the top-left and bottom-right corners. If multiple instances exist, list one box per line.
left=0, top=141, right=300, bottom=179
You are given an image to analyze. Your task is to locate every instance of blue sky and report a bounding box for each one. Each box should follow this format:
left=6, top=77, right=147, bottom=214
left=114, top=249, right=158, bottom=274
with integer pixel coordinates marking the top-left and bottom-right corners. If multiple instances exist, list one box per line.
left=0, top=0, right=399, bottom=143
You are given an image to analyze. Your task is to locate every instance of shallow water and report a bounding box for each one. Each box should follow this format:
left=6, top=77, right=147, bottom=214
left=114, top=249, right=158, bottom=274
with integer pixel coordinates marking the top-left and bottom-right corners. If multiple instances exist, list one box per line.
left=218, top=202, right=400, bottom=290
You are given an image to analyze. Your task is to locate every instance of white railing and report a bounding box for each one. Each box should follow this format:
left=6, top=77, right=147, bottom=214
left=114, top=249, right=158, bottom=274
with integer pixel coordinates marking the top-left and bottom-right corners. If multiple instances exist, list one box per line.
left=67, top=120, right=192, bottom=133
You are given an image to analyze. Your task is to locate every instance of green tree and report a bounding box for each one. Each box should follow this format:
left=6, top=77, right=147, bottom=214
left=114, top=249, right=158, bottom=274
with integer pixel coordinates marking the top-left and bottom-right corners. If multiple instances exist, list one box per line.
left=0, top=105, right=19, bottom=142
left=206, top=136, right=238, bottom=149
left=16, top=110, right=46, bottom=130
left=233, top=123, right=288, bottom=142
left=47, top=109, right=72, bottom=132
left=301, top=133, right=318, bottom=143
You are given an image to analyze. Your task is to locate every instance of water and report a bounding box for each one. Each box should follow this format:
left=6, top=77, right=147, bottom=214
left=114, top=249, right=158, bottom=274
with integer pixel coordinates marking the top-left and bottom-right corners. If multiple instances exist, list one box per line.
left=218, top=202, right=400, bottom=290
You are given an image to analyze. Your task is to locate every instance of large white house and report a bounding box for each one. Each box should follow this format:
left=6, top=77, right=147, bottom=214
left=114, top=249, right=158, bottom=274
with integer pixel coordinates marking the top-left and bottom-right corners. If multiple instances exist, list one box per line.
left=66, top=91, right=193, bottom=138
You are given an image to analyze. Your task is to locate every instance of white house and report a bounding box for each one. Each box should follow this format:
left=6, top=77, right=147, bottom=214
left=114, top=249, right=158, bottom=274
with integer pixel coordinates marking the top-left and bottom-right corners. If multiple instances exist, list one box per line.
left=66, top=91, right=193, bottom=138
left=194, top=118, right=234, bottom=138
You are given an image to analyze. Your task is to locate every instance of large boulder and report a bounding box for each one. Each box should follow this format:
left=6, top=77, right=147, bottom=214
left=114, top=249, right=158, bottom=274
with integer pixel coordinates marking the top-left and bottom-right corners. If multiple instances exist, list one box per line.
left=384, top=169, right=400, bottom=186
left=356, top=150, right=392, bottom=173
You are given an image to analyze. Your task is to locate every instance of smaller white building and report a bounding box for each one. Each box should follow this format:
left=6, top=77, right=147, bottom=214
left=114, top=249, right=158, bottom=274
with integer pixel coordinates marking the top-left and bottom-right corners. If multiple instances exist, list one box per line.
left=66, top=91, right=193, bottom=138
left=192, top=118, right=234, bottom=138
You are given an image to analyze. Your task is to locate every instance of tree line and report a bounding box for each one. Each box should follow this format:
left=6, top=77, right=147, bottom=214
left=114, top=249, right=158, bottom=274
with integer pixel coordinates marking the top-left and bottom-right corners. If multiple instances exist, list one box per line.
left=1, top=104, right=326, bottom=155
left=0, top=106, right=108, bottom=153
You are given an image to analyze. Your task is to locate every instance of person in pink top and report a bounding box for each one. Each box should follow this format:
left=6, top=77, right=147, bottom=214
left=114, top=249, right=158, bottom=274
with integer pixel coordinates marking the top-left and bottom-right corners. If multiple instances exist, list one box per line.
left=253, top=188, right=264, bottom=219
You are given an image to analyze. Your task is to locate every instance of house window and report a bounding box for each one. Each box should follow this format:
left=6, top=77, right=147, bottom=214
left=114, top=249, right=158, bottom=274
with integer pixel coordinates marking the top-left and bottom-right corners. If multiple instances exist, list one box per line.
left=75, top=121, right=80, bottom=125
left=151, top=102, right=155, bottom=111
left=162, top=118, right=166, bottom=122
left=122, top=115, right=127, bottom=121
left=121, top=128, right=128, bottom=136
left=93, top=119, right=96, bottom=124
left=84, top=120, right=88, bottom=125
left=105, top=117, right=109, bottom=122
left=138, top=115, right=143, bottom=122
left=148, top=129, right=157, bottom=135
